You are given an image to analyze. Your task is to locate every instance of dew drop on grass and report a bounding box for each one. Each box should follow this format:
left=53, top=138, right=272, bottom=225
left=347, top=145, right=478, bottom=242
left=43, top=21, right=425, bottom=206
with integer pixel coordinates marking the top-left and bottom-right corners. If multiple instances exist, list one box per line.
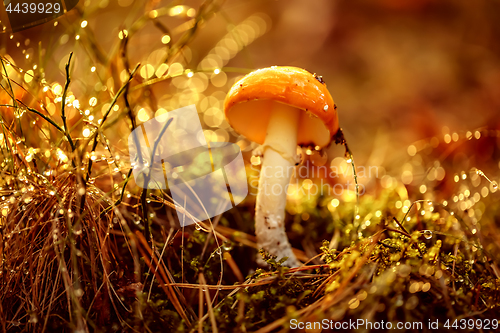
left=422, top=230, right=433, bottom=239
left=73, top=225, right=82, bottom=236
left=195, top=223, right=202, bottom=231
left=215, top=248, right=222, bottom=255
left=476, top=170, right=498, bottom=190
left=29, top=313, right=38, bottom=324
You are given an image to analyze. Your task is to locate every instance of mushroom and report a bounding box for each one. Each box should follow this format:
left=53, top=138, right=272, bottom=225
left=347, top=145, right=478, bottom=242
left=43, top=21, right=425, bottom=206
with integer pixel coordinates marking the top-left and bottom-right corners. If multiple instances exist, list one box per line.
left=224, top=66, right=339, bottom=267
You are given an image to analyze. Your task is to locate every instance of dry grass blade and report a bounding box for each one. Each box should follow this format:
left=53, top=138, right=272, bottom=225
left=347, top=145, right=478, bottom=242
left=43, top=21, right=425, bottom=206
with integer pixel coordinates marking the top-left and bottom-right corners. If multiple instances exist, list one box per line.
left=0, top=171, right=120, bottom=331
left=199, top=273, right=218, bottom=333
left=129, top=230, right=192, bottom=325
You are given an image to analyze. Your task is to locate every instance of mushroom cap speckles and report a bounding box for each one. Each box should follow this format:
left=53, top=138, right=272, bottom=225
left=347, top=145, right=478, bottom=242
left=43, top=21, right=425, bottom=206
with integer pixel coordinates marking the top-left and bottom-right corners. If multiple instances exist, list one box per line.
left=224, top=66, right=339, bottom=147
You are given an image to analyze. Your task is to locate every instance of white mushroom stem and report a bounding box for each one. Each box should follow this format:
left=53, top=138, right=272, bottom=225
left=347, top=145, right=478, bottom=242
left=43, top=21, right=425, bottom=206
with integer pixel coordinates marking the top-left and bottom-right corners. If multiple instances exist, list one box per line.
left=255, top=102, right=301, bottom=267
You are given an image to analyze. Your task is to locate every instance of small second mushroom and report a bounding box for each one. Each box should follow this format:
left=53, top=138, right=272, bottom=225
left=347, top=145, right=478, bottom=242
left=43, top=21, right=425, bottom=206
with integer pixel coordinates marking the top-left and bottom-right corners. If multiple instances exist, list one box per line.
left=224, top=66, right=339, bottom=267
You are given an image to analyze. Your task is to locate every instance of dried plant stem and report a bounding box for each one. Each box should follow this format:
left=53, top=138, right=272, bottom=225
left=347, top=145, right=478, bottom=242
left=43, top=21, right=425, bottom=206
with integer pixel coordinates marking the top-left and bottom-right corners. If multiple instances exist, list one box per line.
left=85, top=63, right=140, bottom=182
left=0, top=58, right=18, bottom=110
left=131, top=231, right=192, bottom=325
left=141, top=117, right=173, bottom=242
left=199, top=273, right=218, bottom=333
left=60, top=52, right=76, bottom=154
left=19, top=102, right=65, bottom=134
left=99, top=168, right=133, bottom=218
left=392, top=217, right=411, bottom=236
left=78, top=64, right=139, bottom=217
left=334, top=128, right=359, bottom=219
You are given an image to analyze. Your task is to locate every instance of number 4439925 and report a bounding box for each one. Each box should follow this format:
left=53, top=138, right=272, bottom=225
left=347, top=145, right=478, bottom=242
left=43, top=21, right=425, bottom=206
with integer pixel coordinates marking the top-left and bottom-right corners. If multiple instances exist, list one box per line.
left=5, top=2, right=62, bottom=14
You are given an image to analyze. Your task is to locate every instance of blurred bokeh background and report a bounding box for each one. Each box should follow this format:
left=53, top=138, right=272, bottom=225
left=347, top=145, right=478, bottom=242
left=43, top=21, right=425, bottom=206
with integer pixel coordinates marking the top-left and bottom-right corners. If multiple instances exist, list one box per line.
left=2, top=0, right=500, bottom=207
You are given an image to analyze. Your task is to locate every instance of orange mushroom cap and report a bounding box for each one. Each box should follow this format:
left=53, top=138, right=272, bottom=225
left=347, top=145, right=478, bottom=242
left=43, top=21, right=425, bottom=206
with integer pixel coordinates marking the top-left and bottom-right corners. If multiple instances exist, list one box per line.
left=224, top=66, right=339, bottom=148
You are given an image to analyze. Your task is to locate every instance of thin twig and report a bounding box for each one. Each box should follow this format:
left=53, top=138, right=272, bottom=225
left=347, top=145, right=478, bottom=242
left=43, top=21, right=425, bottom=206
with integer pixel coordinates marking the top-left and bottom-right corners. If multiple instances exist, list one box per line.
left=85, top=63, right=140, bottom=183
left=60, top=53, right=76, bottom=153
left=1, top=56, right=23, bottom=138
left=79, top=64, right=139, bottom=217
left=19, top=102, right=65, bottom=134
left=99, top=168, right=134, bottom=218
left=392, top=216, right=410, bottom=236
left=334, top=128, right=359, bottom=220
left=141, top=117, right=174, bottom=242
